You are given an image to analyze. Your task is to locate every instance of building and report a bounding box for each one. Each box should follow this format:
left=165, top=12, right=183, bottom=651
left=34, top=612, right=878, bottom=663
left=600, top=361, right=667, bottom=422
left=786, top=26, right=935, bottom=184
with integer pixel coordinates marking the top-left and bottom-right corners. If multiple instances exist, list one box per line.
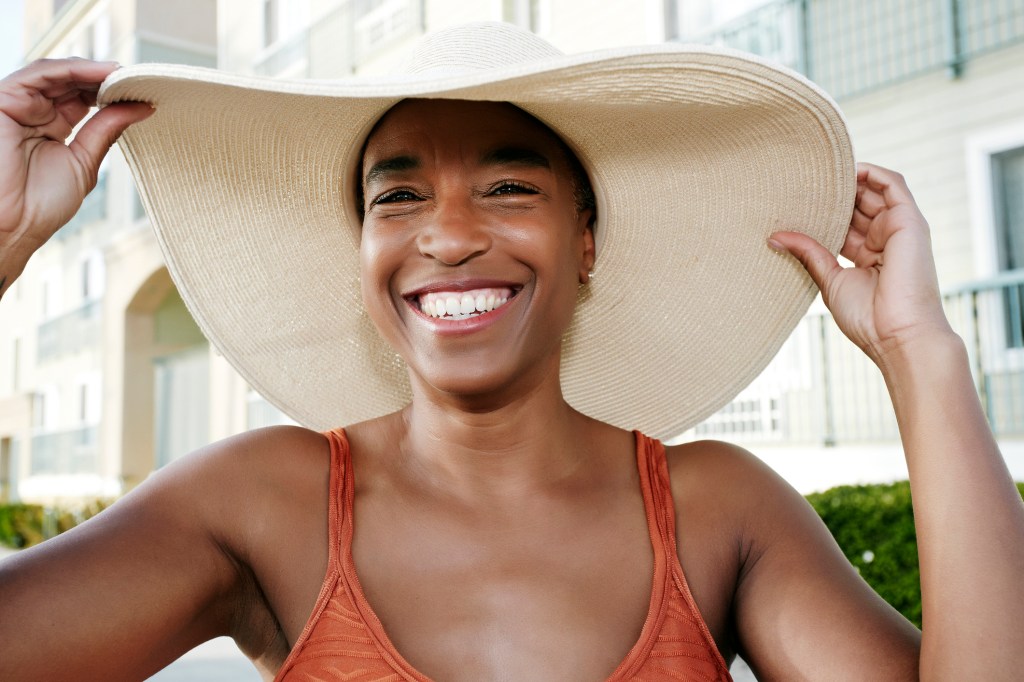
left=675, top=0, right=1024, bottom=489
left=0, top=0, right=229, bottom=503
left=1, top=0, right=1022, bottom=505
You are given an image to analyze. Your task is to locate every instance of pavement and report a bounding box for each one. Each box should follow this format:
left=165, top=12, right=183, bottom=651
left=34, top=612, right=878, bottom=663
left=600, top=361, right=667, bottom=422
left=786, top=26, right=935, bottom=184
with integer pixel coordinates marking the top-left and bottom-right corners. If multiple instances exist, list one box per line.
left=147, top=638, right=260, bottom=681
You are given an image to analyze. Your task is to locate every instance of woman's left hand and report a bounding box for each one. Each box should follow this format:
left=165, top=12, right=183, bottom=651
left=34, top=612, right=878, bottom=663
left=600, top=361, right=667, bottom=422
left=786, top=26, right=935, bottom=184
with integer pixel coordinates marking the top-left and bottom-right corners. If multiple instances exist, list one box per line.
left=770, top=162, right=955, bottom=367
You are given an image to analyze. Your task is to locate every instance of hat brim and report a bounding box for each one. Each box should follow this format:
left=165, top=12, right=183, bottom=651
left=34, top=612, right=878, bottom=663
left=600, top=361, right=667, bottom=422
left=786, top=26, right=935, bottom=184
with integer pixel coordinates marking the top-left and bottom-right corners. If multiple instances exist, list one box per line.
left=99, top=43, right=854, bottom=439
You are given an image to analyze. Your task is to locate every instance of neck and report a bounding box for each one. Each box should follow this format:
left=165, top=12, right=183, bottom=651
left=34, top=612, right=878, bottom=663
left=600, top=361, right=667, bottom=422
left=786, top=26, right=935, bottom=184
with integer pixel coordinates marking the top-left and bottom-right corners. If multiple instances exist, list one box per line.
left=390, top=370, right=602, bottom=501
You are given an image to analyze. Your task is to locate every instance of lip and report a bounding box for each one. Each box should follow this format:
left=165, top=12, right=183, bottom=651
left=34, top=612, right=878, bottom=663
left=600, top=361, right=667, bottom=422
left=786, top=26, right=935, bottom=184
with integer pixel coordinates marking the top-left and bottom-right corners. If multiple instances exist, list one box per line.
left=402, top=278, right=523, bottom=298
left=402, top=278, right=523, bottom=336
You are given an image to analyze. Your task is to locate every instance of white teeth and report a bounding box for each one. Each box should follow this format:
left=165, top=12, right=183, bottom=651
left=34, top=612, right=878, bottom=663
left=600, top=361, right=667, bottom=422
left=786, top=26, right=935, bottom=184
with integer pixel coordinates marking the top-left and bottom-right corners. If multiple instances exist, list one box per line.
left=417, top=287, right=515, bottom=319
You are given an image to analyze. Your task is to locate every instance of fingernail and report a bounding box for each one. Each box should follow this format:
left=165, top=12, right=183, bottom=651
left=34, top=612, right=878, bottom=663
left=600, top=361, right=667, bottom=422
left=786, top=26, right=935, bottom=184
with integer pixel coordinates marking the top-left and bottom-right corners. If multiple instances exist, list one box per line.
left=767, top=238, right=788, bottom=254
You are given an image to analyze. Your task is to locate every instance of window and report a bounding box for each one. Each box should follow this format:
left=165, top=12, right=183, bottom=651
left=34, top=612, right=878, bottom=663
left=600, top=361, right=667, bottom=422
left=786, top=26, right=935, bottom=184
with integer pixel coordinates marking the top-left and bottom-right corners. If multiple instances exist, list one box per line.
left=993, top=147, right=1024, bottom=273
left=40, top=268, right=62, bottom=321
left=664, top=0, right=774, bottom=40
left=502, top=0, right=547, bottom=34
left=263, top=0, right=309, bottom=48
left=80, top=250, right=105, bottom=302
left=11, top=337, right=20, bottom=392
left=92, top=14, right=111, bottom=61
left=32, top=386, right=59, bottom=432
left=992, top=146, right=1024, bottom=348
left=77, top=374, right=101, bottom=425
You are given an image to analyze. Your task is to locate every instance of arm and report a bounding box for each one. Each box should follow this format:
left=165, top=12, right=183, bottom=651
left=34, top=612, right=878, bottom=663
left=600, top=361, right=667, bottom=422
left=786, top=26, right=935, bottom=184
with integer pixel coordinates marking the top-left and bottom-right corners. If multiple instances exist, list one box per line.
left=771, top=163, right=1024, bottom=678
left=0, top=60, right=248, bottom=679
left=0, top=443, right=245, bottom=680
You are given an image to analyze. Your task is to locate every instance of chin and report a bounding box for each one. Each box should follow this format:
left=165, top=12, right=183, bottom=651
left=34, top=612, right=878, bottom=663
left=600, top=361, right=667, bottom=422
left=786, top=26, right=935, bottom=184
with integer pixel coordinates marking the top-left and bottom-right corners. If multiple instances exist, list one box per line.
left=408, top=358, right=548, bottom=408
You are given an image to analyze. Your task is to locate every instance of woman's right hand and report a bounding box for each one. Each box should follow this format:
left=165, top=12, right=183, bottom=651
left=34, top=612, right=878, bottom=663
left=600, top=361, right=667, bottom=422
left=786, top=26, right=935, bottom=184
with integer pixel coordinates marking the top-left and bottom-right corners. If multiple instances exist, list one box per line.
left=0, top=57, right=153, bottom=297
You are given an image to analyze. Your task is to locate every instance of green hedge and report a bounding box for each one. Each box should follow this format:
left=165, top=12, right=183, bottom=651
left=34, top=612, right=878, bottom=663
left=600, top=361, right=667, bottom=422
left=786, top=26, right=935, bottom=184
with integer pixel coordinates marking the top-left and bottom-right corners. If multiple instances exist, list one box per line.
left=806, top=481, right=1024, bottom=628
left=0, top=500, right=111, bottom=549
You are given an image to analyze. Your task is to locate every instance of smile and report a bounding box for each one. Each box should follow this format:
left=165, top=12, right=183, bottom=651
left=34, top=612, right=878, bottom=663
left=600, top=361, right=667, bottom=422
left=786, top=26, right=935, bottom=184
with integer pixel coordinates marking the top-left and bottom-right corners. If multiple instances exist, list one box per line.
left=416, top=287, right=515, bottom=320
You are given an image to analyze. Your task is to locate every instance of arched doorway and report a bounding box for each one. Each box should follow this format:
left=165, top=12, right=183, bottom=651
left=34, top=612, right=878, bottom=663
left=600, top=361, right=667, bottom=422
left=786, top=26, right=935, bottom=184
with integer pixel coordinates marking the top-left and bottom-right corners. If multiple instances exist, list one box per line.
left=121, top=268, right=209, bottom=484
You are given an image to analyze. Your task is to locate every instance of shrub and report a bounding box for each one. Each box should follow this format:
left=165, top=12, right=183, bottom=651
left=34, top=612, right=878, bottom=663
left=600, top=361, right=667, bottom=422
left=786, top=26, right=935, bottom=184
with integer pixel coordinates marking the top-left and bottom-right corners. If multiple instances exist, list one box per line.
left=0, top=500, right=113, bottom=549
left=806, top=481, right=1024, bottom=628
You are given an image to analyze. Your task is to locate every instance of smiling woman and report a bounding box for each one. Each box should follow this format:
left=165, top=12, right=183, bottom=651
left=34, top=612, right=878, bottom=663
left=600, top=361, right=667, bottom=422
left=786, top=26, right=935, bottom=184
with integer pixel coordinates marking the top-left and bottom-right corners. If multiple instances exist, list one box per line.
left=358, top=99, right=594, bottom=403
left=1, top=20, right=1023, bottom=682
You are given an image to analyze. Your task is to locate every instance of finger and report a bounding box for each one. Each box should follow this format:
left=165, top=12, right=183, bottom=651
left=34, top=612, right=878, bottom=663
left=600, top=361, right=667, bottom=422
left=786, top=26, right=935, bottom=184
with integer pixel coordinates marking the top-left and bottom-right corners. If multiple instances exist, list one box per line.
left=67, top=101, right=153, bottom=182
left=0, top=59, right=119, bottom=128
left=851, top=205, right=873, bottom=234
left=768, top=230, right=843, bottom=293
left=4, top=58, right=119, bottom=92
left=854, top=179, right=887, bottom=219
left=856, top=162, right=915, bottom=209
left=838, top=228, right=867, bottom=263
left=53, top=91, right=96, bottom=132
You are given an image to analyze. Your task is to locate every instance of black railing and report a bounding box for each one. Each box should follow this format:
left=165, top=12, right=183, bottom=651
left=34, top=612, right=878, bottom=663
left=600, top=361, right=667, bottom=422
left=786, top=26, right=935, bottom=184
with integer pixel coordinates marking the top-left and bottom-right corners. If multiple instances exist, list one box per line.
left=686, top=0, right=1024, bottom=100
left=694, top=270, right=1024, bottom=444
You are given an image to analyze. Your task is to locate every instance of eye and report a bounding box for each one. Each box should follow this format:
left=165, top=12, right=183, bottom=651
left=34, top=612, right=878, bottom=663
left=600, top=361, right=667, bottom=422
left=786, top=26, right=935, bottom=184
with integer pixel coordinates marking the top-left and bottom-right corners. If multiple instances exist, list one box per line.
left=371, top=188, right=422, bottom=206
left=489, top=180, right=538, bottom=197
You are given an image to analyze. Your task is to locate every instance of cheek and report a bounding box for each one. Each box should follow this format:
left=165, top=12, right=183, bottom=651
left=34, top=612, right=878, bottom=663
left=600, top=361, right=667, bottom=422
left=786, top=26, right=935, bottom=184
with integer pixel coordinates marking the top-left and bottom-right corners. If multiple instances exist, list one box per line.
left=358, top=232, right=397, bottom=314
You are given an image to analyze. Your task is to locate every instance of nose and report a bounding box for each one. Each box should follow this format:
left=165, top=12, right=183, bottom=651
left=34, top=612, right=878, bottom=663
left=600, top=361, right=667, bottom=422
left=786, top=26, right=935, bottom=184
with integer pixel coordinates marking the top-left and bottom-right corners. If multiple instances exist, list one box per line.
left=416, top=193, right=491, bottom=266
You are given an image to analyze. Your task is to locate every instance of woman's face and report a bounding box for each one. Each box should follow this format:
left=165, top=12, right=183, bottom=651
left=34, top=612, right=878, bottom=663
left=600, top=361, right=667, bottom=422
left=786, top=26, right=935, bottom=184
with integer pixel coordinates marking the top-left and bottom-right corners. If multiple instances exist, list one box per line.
left=359, top=99, right=595, bottom=403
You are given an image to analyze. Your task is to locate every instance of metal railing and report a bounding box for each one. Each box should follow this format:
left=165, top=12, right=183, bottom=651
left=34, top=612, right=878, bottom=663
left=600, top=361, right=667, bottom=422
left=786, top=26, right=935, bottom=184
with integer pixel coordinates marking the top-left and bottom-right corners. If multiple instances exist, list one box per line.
left=254, top=0, right=424, bottom=78
left=37, top=299, right=101, bottom=363
left=687, top=0, right=1024, bottom=100
left=30, top=426, right=98, bottom=475
left=694, top=270, right=1024, bottom=445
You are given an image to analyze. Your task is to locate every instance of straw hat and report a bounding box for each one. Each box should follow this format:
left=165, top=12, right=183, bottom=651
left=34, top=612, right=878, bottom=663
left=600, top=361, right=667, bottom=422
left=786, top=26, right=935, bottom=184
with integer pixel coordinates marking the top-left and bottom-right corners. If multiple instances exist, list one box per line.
left=98, top=22, right=854, bottom=439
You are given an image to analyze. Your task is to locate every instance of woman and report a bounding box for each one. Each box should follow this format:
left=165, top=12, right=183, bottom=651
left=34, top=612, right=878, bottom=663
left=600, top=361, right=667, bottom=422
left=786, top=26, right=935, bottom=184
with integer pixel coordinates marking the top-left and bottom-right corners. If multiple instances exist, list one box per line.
left=1, top=23, right=1022, bottom=681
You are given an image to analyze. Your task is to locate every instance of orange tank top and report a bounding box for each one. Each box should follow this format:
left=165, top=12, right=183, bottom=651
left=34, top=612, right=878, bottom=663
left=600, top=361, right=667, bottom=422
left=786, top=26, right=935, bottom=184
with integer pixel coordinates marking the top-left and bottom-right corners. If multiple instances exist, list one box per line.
left=275, top=429, right=733, bottom=681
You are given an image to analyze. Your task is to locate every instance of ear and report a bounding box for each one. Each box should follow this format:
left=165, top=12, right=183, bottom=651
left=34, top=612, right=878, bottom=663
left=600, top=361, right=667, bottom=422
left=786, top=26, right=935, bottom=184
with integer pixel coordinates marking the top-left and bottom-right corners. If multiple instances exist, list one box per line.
left=577, top=211, right=596, bottom=284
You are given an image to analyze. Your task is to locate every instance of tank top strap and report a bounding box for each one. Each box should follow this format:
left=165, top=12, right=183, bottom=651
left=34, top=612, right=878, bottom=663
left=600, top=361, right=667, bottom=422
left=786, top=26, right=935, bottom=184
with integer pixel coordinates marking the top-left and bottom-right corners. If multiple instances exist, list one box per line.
left=322, top=428, right=349, bottom=572
left=635, top=431, right=731, bottom=677
left=274, top=429, right=348, bottom=681
left=634, top=431, right=679, bottom=563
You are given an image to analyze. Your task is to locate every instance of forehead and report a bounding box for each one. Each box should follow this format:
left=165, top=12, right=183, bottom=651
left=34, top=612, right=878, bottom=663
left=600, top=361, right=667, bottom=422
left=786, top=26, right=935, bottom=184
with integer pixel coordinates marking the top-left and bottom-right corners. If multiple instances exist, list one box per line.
left=362, top=98, right=568, bottom=169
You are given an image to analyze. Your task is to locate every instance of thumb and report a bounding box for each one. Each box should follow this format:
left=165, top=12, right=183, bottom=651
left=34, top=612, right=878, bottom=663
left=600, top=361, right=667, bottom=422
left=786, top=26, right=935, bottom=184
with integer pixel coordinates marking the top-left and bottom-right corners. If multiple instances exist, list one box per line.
left=68, top=101, right=154, bottom=184
left=768, top=230, right=842, bottom=293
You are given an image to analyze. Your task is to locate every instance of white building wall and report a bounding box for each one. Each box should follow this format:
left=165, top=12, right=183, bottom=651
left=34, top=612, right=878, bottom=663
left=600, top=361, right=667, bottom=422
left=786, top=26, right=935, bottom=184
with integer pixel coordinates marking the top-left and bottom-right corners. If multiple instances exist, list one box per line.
left=841, top=42, right=1024, bottom=286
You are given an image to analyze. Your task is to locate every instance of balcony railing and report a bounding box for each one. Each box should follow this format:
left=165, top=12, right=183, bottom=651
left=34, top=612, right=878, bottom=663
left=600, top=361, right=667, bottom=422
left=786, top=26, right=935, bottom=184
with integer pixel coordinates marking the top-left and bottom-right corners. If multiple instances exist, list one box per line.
left=686, top=0, right=1024, bottom=100
left=30, top=426, right=98, bottom=476
left=254, top=0, right=424, bottom=78
left=37, top=299, right=101, bottom=363
left=693, top=270, right=1024, bottom=445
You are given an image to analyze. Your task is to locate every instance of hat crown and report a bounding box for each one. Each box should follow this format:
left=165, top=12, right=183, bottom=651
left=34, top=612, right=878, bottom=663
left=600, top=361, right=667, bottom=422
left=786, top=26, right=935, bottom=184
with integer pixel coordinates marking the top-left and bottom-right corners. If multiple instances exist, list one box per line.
left=401, top=21, right=563, bottom=78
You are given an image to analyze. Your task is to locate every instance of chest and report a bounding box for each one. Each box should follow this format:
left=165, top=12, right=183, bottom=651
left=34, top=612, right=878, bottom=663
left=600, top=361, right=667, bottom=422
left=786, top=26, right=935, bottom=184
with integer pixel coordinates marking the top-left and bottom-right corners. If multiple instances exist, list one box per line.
left=348, top=487, right=656, bottom=681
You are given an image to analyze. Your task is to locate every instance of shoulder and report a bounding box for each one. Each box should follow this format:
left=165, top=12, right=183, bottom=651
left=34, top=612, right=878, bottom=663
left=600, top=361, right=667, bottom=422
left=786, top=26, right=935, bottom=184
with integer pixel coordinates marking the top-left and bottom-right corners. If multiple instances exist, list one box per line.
left=155, top=425, right=335, bottom=664
left=663, top=439, right=920, bottom=679
left=166, top=425, right=333, bottom=563
left=0, top=425, right=333, bottom=678
left=663, top=438, right=804, bottom=531
left=661, top=438, right=843, bottom=587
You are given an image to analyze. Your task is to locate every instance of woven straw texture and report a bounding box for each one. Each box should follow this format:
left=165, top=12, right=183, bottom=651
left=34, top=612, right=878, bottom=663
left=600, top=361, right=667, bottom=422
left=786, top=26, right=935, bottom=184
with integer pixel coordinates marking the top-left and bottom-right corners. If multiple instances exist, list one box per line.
left=98, top=22, right=854, bottom=439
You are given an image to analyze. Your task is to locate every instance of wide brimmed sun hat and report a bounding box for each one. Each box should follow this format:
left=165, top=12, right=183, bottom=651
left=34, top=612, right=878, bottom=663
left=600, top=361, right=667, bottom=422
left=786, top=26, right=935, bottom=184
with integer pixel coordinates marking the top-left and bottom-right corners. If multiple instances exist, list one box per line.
left=98, top=21, right=854, bottom=439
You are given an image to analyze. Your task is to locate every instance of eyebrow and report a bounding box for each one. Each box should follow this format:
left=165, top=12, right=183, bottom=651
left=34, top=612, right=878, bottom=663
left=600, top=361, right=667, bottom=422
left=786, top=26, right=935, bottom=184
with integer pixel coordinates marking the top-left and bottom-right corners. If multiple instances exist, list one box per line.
left=480, top=145, right=552, bottom=170
left=363, top=145, right=552, bottom=186
left=364, top=154, right=420, bottom=185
